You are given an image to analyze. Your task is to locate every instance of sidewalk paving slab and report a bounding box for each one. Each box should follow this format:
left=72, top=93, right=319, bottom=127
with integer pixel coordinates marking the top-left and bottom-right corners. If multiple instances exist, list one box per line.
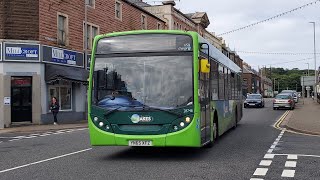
left=0, top=121, right=88, bottom=134
left=283, top=98, right=320, bottom=135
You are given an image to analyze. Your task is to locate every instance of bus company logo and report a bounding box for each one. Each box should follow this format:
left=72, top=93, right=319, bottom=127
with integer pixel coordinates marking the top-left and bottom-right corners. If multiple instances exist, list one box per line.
left=130, top=114, right=153, bottom=123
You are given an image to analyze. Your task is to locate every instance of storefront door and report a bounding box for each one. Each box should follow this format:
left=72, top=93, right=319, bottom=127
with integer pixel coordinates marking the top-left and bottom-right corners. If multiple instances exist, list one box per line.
left=11, top=77, right=32, bottom=122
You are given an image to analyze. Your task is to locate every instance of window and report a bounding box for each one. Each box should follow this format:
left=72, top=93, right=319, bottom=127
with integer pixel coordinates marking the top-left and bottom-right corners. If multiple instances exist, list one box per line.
left=173, top=22, right=176, bottom=29
left=218, top=65, right=225, bottom=100
left=87, top=0, right=95, bottom=7
left=180, top=24, right=182, bottom=30
left=84, top=23, right=99, bottom=49
left=57, top=14, right=68, bottom=46
left=49, top=82, right=72, bottom=111
left=115, top=1, right=122, bottom=20
left=210, top=61, right=219, bottom=100
left=141, top=14, right=147, bottom=29
left=157, top=23, right=162, bottom=30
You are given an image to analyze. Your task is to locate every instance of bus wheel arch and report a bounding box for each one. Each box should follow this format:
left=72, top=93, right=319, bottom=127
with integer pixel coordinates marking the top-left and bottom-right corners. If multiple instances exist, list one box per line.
left=213, top=110, right=219, bottom=139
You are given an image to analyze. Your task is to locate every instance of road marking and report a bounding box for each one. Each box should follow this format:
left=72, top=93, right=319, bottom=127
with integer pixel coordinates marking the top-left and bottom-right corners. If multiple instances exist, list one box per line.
left=281, top=169, right=295, bottom=177
left=264, top=154, right=275, bottom=159
left=270, top=145, right=276, bottom=149
left=8, top=139, right=21, bottom=142
left=0, top=148, right=92, bottom=174
left=253, top=168, right=268, bottom=176
left=285, top=161, right=297, bottom=168
left=287, top=155, right=298, bottom=160
left=272, top=154, right=320, bottom=158
left=259, top=160, right=272, bottom=166
left=267, top=149, right=273, bottom=153
left=0, top=141, right=2, bottom=144
left=250, top=178, right=264, bottom=180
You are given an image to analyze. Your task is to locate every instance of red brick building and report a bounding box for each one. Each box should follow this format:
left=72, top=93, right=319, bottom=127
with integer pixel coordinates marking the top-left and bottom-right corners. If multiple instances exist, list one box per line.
left=0, top=0, right=165, bottom=128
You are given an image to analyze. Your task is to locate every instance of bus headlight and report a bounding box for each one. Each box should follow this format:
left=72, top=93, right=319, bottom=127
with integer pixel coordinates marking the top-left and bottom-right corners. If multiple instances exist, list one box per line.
left=94, top=117, right=98, bottom=122
left=173, top=126, right=178, bottom=131
left=185, top=117, right=191, bottom=123
left=99, top=122, right=104, bottom=127
left=180, top=122, right=185, bottom=127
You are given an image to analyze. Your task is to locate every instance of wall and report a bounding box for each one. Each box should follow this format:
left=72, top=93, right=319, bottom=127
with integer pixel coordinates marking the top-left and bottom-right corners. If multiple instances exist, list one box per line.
left=0, top=0, right=39, bottom=40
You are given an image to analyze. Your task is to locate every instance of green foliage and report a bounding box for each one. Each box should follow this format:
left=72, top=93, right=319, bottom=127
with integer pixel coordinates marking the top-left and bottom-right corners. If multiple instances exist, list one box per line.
left=270, top=68, right=315, bottom=92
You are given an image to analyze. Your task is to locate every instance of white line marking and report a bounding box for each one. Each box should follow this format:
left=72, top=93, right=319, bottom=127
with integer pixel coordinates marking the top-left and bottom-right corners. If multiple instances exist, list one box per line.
left=285, top=161, right=297, bottom=168
left=273, top=142, right=278, bottom=145
left=259, top=160, right=272, bottom=166
left=253, top=168, right=268, bottom=176
left=264, top=154, right=275, bottom=159
left=267, top=149, right=273, bottom=153
left=0, top=141, right=3, bottom=144
left=0, top=148, right=92, bottom=174
left=250, top=178, right=264, bottom=180
left=270, top=145, right=276, bottom=149
left=288, top=155, right=298, bottom=160
left=281, top=169, right=295, bottom=177
left=8, top=139, right=21, bottom=142
left=39, top=134, right=51, bottom=137
left=29, top=134, right=40, bottom=136
left=276, top=138, right=280, bottom=141
left=272, top=154, right=320, bottom=158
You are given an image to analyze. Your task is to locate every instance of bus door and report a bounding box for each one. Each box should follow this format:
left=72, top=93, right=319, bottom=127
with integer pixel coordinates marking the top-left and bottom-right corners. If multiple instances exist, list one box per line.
left=199, top=58, right=211, bottom=145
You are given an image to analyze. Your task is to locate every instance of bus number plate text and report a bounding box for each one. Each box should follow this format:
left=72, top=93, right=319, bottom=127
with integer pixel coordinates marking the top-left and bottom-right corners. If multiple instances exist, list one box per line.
left=128, top=140, right=152, bottom=146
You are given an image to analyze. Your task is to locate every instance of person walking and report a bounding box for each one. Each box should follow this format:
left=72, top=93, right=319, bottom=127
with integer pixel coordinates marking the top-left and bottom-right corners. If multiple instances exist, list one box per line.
left=50, top=97, right=60, bottom=125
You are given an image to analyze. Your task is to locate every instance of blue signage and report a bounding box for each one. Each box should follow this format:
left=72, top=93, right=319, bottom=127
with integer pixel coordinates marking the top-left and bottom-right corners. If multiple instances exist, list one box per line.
left=52, top=48, right=77, bottom=65
left=6, top=47, right=39, bottom=58
left=4, top=43, right=40, bottom=61
left=42, top=46, right=84, bottom=67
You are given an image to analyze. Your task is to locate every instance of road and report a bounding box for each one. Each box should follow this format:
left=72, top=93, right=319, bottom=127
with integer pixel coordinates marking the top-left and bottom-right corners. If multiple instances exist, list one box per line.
left=0, top=101, right=319, bottom=180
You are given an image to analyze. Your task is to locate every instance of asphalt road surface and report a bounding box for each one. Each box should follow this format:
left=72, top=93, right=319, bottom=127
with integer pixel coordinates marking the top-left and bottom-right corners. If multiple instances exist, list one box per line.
left=0, top=101, right=319, bottom=180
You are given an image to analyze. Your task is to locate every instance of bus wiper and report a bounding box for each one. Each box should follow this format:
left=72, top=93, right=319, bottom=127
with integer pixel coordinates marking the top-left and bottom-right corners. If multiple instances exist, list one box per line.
left=141, top=105, right=184, bottom=118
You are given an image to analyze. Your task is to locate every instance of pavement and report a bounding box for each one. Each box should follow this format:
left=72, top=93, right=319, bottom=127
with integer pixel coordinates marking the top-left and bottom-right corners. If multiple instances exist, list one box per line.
left=282, top=98, right=320, bottom=135
left=0, top=121, right=88, bottom=134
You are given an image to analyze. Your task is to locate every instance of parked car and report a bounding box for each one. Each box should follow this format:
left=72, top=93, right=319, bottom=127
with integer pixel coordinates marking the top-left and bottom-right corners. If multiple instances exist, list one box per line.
left=273, top=93, right=295, bottom=110
left=281, top=90, right=299, bottom=103
left=244, top=94, right=265, bottom=108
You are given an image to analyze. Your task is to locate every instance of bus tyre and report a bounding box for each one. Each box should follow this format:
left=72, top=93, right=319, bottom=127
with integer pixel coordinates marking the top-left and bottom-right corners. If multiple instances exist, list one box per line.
left=232, top=110, right=238, bottom=129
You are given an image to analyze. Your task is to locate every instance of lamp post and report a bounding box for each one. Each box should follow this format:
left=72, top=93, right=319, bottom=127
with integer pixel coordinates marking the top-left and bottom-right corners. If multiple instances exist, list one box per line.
left=305, top=63, right=310, bottom=76
left=309, top=22, right=317, bottom=98
left=84, top=0, right=89, bottom=70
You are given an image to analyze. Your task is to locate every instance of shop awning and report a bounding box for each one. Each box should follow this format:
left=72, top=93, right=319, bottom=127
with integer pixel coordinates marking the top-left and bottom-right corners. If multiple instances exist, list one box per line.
left=45, top=64, right=89, bottom=85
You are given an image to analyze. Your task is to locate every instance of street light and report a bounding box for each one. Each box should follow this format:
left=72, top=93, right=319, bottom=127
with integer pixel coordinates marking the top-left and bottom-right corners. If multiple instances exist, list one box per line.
left=305, top=63, right=310, bottom=76
left=309, top=22, right=317, bottom=98
left=85, top=0, right=89, bottom=70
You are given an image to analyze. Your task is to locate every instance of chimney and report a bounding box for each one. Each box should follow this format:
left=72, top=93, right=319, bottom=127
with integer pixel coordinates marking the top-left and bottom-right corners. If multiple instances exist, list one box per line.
left=162, top=0, right=176, bottom=6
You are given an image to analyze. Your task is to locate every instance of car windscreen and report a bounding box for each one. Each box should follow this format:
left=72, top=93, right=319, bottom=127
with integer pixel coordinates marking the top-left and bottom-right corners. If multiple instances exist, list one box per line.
left=247, top=95, right=261, bottom=99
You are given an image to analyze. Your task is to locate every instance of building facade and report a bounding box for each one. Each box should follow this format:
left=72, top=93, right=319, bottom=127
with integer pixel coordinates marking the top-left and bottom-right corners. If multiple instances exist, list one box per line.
left=0, top=0, right=165, bottom=128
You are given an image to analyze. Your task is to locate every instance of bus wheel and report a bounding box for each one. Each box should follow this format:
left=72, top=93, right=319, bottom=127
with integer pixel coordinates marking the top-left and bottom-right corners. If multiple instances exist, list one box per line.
left=232, top=109, right=238, bottom=129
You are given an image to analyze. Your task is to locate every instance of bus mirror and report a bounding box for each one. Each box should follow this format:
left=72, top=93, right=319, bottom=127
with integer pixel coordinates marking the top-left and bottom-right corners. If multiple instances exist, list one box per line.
left=200, top=59, right=210, bottom=73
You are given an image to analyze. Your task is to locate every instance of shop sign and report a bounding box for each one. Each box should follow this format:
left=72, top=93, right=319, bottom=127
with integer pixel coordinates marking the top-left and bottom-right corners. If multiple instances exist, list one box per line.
left=42, top=46, right=84, bottom=67
left=4, top=43, right=40, bottom=61
left=4, top=97, right=10, bottom=105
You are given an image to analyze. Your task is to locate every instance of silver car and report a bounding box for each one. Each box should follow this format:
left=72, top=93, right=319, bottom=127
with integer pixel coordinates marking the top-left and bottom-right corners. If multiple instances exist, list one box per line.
left=281, top=90, right=298, bottom=103
left=273, top=93, right=295, bottom=110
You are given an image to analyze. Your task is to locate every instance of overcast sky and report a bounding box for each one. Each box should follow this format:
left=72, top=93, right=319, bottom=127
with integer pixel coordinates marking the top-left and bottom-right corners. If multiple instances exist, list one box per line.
left=150, top=0, right=320, bottom=71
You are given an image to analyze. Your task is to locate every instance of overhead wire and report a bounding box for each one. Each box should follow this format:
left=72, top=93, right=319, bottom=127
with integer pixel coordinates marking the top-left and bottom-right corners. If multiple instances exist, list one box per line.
left=218, top=0, right=320, bottom=36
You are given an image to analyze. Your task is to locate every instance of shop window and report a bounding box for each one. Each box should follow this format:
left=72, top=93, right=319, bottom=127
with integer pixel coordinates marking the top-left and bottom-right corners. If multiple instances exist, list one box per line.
left=57, top=13, right=68, bottom=46
left=115, top=1, right=122, bottom=20
left=49, top=83, right=72, bottom=111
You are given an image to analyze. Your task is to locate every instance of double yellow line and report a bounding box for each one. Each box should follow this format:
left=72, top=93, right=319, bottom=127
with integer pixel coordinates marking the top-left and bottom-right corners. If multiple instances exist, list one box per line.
left=274, top=110, right=290, bottom=130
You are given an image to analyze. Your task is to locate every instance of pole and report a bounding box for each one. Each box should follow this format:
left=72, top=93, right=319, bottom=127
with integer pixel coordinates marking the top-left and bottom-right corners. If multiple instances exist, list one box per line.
left=306, top=63, right=310, bottom=76
left=278, top=80, right=280, bottom=92
left=310, top=22, right=317, bottom=98
left=84, top=0, right=88, bottom=70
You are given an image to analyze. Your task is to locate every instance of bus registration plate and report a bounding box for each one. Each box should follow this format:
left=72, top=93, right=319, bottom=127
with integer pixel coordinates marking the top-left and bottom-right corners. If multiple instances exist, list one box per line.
left=128, top=140, right=152, bottom=146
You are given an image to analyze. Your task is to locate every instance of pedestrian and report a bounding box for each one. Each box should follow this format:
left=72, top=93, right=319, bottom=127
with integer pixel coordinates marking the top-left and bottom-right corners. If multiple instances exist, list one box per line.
left=50, top=97, right=60, bottom=125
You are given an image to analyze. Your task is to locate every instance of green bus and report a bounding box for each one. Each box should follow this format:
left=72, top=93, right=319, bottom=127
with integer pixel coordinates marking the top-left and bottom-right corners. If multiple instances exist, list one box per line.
left=88, top=30, right=242, bottom=147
